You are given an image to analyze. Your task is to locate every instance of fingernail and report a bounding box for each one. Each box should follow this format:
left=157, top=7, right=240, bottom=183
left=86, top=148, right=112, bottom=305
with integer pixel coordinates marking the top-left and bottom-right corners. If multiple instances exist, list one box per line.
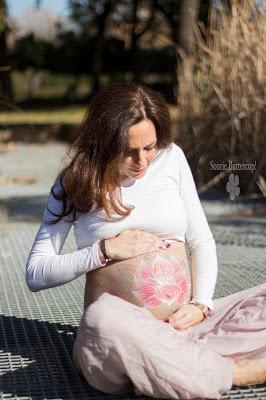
left=166, top=243, right=170, bottom=247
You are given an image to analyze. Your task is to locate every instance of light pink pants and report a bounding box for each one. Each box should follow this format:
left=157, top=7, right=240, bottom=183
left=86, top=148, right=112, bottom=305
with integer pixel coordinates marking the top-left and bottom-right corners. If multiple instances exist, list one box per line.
left=72, top=283, right=266, bottom=399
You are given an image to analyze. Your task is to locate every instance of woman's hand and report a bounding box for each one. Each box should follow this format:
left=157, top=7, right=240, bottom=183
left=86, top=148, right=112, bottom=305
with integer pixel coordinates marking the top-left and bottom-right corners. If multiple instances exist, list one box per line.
left=105, top=229, right=170, bottom=261
left=168, top=304, right=204, bottom=330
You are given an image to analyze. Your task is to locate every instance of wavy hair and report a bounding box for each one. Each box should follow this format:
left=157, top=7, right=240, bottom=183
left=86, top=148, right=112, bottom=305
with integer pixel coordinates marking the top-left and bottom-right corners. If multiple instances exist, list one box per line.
left=47, top=81, right=173, bottom=224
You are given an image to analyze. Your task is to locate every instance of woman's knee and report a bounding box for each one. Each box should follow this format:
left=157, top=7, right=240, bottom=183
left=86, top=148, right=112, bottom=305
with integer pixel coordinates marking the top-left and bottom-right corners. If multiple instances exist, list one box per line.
left=79, top=292, right=151, bottom=343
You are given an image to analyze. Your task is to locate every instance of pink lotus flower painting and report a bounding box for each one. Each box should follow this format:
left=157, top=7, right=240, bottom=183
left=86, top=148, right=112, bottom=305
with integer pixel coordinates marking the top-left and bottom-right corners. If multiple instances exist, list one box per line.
left=132, top=254, right=191, bottom=308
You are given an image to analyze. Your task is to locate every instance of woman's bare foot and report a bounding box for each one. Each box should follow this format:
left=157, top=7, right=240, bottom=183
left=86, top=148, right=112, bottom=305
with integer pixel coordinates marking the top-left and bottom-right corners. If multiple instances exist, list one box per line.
left=233, top=358, right=266, bottom=386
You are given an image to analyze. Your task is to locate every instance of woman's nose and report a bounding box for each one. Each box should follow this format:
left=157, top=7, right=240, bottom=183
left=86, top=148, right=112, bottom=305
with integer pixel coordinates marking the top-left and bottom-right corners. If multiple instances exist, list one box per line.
left=134, top=150, right=146, bottom=164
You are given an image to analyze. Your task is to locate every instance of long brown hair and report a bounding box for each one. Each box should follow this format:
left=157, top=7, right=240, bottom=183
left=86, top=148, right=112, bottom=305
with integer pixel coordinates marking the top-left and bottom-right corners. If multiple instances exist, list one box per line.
left=47, top=81, right=173, bottom=224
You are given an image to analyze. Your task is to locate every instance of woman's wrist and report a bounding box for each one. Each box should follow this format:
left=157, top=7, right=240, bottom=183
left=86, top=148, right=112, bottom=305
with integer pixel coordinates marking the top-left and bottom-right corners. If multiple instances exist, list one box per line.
left=98, top=239, right=113, bottom=264
left=98, top=242, right=107, bottom=264
left=104, top=238, right=116, bottom=260
left=190, top=302, right=212, bottom=319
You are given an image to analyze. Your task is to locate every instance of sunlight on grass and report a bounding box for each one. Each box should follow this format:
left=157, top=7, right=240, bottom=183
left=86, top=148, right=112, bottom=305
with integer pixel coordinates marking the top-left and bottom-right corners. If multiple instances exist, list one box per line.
left=0, top=105, right=179, bottom=124
left=0, top=106, right=87, bottom=124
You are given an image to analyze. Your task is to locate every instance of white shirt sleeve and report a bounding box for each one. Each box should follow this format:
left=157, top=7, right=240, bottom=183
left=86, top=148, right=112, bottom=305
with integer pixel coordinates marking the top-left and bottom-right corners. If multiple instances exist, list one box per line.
left=175, top=145, right=217, bottom=310
left=25, top=175, right=106, bottom=292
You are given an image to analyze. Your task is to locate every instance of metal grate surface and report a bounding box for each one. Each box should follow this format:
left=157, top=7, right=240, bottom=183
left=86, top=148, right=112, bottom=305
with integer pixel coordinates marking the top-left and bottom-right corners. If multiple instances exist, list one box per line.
left=0, top=220, right=265, bottom=400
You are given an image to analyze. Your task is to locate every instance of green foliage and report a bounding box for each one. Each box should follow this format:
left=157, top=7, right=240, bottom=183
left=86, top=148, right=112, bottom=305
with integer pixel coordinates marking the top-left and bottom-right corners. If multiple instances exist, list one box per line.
left=11, top=33, right=54, bottom=69
left=10, top=29, right=176, bottom=77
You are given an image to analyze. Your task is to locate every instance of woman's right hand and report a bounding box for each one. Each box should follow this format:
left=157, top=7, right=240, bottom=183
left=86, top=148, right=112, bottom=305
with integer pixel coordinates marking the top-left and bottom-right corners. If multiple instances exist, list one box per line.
left=104, top=229, right=170, bottom=261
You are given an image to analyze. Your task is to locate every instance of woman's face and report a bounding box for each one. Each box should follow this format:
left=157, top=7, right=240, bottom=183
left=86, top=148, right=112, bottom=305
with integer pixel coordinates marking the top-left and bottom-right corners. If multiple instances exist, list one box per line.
left=119, top=118, right=158, bottom=180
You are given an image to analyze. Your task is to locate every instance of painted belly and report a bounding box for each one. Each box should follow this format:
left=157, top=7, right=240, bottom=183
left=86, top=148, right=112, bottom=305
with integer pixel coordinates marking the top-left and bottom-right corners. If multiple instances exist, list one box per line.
left=84, top=242, right=192, bottom=320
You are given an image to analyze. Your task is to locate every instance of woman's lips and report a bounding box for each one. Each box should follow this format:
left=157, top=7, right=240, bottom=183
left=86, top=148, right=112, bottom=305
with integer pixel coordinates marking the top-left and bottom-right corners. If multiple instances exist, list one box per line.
left=130, top=167, right=146, bottom=173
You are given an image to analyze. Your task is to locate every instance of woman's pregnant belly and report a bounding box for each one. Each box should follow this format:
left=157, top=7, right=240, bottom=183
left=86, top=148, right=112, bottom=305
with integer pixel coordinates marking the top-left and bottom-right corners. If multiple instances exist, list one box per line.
left=84, top=241, right=192, bottom=321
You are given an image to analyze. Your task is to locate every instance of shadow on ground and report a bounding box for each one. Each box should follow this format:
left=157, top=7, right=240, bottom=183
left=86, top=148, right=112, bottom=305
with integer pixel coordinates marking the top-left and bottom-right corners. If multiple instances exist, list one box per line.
left=0, top=196, right=47, bottom=223
left=0, top=315, right=137, bottom=400
left=1, top=314, right=265, bottom=400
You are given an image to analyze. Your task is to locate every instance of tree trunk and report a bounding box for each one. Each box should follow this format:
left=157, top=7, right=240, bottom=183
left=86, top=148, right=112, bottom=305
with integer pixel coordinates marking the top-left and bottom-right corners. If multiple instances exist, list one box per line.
left=91, top=1, right=113, bottom=94
left=92, top=35, right=105, bottom=94
left=130, top=0, right=141, bottom=83
left=176, top=0, right=201, bottom=182
left=177, top=0, right=201, bottom=56
left=0, top=0, right=13, bottom=100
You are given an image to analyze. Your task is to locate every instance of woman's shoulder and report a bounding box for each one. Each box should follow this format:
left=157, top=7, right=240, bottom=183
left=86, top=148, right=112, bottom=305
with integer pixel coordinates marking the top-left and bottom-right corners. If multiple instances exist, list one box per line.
left=42, top=172, right=70, bottom=223
left=49, top=172, right=66, bottom=201
left=162, top=142, right=186, bottom=163
left=169, top=142, right=185, bottom=155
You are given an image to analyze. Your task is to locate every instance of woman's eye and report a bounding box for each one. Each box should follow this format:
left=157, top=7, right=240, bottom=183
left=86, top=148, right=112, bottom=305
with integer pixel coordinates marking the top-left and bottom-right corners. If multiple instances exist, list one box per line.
left=145, top=144, right=157, bottom=152
left=125, top=145, right=156, bottom=156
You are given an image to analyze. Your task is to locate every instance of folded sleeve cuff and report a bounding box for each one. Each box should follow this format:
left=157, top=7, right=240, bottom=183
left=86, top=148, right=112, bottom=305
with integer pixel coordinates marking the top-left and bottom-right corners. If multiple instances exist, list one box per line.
left=190, top=297, right=214, bottom=311
left=91, top=240, right=108, bottom=268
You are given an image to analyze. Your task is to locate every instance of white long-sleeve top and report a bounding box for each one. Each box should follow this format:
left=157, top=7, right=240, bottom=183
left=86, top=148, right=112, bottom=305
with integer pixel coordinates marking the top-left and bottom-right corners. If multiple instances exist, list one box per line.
left=25, top=142, right=217, bottom=309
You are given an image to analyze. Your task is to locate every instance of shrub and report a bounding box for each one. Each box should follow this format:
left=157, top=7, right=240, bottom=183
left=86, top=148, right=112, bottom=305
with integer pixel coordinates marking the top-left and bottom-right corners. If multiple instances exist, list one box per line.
left=176, top=0, right=265, bottom=196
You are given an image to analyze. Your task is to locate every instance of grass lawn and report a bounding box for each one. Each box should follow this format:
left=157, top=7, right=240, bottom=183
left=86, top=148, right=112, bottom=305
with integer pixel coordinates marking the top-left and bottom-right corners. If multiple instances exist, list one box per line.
left=0, top=105, right=87, bottom=124
left=0, top=105, right=179, bottom=125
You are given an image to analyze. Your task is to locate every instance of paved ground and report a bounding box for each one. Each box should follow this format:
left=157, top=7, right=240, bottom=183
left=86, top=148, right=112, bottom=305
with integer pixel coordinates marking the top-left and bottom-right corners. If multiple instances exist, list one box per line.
left=0, top=143, right=265, bottom=399
left=0, top=142, right=265, bottom=222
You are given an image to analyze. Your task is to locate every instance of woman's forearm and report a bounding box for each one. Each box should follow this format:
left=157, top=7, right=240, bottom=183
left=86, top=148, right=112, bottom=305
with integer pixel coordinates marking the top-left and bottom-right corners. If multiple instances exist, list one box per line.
left=26, top=223, right=106, bottom=292
left=189, top=238, right=218, bottom=310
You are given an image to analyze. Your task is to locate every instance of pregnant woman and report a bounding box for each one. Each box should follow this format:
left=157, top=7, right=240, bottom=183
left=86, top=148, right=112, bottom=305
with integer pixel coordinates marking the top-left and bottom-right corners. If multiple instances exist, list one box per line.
left=26, top=82, right=266, bottom=399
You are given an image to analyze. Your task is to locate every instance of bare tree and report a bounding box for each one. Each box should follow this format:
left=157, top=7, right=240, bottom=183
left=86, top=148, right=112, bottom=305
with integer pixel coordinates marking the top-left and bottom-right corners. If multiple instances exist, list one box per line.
left=91, top=0, right=114, bottom=93
left=153, top=0, right=208, bottom=100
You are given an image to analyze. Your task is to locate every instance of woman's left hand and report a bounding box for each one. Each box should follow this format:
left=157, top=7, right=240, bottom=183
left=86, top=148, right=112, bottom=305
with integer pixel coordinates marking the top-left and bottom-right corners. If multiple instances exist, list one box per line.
left=168, top=304, right=204, bottom=330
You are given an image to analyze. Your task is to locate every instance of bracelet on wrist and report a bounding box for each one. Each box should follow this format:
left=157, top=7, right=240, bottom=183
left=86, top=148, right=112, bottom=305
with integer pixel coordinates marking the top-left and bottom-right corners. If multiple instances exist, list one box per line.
left=99, top=239, right=112, bottom=264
